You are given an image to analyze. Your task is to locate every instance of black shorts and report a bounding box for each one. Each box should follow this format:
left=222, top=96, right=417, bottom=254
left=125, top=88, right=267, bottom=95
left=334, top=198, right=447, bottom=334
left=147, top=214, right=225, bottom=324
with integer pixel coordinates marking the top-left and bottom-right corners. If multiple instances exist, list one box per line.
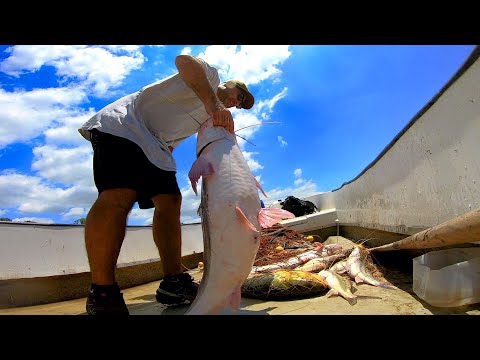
left=89, top=129, right=180, bottom=209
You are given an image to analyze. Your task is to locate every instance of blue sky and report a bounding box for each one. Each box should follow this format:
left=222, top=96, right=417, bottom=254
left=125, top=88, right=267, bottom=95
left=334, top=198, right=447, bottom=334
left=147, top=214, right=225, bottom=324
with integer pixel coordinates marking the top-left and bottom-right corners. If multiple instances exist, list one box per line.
left=0, top=45, right=475, bottom=225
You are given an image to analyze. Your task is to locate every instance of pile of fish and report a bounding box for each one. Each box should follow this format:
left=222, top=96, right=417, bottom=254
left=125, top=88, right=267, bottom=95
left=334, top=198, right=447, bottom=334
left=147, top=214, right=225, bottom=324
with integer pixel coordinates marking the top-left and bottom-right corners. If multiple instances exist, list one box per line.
left=242, top=236, right=396, bottom=305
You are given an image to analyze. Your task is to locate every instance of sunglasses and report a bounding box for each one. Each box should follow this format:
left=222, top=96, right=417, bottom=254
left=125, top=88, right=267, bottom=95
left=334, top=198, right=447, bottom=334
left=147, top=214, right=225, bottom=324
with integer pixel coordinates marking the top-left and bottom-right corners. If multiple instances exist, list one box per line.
left=236, top=91, right=246, bottom=109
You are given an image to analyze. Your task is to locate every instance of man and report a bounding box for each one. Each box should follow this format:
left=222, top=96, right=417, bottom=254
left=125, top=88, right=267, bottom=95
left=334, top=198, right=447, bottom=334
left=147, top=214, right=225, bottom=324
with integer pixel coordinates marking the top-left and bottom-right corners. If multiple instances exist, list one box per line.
left=78, top=54, right=255, bottom=315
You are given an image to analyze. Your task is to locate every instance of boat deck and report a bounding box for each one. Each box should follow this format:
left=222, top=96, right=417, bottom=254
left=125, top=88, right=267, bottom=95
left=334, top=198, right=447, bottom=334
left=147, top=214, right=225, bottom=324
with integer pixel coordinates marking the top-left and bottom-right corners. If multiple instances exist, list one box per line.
left=1, top=265, right=479, bottom=315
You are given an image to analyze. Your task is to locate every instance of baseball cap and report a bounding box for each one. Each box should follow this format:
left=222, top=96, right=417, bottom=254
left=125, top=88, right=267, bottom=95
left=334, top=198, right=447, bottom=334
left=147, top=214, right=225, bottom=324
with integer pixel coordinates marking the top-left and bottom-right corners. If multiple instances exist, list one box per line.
left=227, top=80, right=254, bottom=109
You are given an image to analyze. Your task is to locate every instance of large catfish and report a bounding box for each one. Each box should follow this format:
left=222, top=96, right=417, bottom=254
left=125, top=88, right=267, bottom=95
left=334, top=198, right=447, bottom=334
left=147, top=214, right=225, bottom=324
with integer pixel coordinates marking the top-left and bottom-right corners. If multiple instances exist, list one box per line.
left=185, top=118, right=295, bottom=315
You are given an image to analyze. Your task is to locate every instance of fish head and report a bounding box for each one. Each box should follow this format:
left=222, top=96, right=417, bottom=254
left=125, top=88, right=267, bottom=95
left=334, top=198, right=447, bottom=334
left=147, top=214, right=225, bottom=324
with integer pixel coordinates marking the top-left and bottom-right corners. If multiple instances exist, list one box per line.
left=318, top=270, right=329, bottom=278
left=324, top=243, right=343, bottom=255
left=351, top=244, right=370, bottom=261
left=349, top=246, right=361, bottom=259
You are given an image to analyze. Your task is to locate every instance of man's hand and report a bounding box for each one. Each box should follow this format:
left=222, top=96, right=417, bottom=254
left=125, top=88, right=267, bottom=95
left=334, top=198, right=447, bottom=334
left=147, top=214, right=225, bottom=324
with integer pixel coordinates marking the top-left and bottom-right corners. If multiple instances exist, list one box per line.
left=175, top=55, right=235, bottom=133
left=211, top=107, right=234, bottom=133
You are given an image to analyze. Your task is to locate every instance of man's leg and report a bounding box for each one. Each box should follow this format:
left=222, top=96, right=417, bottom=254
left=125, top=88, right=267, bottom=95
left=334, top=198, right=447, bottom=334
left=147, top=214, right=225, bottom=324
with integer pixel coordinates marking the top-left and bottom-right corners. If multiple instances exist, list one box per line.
left=151, top=193, right=183, bottom=276
left=84, top=188, right=136, bottom=315
left=85, top=188, right=137, bottom=284
left=152, top=193, right=199, bottom=305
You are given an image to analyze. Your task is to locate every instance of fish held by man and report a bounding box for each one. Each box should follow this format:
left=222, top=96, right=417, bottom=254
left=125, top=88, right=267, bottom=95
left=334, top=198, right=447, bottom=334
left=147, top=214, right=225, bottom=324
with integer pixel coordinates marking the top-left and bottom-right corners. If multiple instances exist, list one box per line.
left=185, top=118, right=295, bottom=315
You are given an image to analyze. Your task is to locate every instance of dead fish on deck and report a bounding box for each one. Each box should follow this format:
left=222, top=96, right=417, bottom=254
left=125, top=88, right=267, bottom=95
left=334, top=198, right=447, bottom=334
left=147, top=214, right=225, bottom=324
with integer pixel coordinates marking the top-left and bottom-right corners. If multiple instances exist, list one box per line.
left=250, top=244, right=344, bottom=274
left=344, top=246, right=395, bottom=289
left=293, top=252, right=347, bottom=272
left=241, top=270, right=329, bottom=300
left=329, top=259, right=348, bottom=274
left=185, top=118, right=295, bottom=315
left=250, top=249, right=319, bottom=274
left=318, top=269, right=357, bottom=305
left=320, top=243, right=344, bottom=256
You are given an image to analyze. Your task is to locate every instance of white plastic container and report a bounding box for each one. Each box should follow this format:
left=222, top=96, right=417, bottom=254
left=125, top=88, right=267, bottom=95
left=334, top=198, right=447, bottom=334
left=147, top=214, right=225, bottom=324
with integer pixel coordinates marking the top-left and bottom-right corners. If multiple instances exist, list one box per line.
left=412, top=247, right=480, bottom=307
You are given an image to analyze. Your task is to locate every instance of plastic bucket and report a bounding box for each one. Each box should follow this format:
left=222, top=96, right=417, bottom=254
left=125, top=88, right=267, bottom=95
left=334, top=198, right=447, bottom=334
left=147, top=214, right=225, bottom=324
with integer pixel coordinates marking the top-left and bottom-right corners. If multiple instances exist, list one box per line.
left=412, top=247, right=480, bottom=307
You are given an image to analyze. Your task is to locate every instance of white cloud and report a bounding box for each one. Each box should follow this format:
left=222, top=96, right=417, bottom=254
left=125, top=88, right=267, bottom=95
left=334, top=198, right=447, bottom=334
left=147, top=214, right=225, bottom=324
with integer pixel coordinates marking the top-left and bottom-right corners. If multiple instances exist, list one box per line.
left=198, top=45, right=291, bottom=86
left=0, top=45, right=145, bottom=97
left=0, top=86, right=89, bottom=148
left=31, top=145, right=94, bottom=186
left=180, top=47, right=192, bottom=55
left=260, top=179, right=318, bottom=206
left=62, top=207, right=85, bottom=219
left=128, top=207, right=155, bottom=224
left=43, top=109, right=98, bottom=147
left=0, top=171, right=97, bottom=214
left=242, top=151, right=264, bottom=172
left=278, top=135, right=288, bottom=148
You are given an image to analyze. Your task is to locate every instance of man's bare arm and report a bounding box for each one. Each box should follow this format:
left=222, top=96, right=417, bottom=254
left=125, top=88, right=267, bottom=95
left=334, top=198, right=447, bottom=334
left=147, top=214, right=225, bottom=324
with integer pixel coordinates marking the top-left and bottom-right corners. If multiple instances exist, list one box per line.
left=175, top=55, right=234, bottom=133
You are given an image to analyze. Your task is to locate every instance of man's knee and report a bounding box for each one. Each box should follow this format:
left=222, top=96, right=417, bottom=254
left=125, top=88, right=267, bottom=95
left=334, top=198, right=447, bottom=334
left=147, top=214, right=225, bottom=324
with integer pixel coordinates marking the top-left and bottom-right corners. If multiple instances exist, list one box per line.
left=152, top=193, right=182, bottom=215
left=97, top=188, right=137, bottom=213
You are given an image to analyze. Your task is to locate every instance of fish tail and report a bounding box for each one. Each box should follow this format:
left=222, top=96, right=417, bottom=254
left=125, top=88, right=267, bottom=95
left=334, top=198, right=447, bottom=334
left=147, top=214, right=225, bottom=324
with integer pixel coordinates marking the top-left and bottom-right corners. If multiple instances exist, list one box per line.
left=326, top=289, right=337, bottom=298
left=378, top=282, right=396, bottom=289
left=346, top=296, right=358, bottom=306
left=257, top=208, right=295, bottom=228
left=354, top=275, right=365, bottom=284
left=359, top=272, right=395, bottom=289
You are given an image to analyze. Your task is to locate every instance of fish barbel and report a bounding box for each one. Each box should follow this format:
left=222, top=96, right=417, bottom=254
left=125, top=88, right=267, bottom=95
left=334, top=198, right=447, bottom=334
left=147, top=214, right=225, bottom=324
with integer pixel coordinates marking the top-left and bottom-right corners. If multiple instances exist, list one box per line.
left=185, top=119, right=295, bottom=314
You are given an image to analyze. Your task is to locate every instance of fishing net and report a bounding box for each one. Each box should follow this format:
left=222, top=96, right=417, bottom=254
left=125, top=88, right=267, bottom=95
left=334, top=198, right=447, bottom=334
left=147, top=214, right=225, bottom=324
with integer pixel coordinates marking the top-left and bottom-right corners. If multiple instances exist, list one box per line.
left=253, top=224, right=320, bottom=267
left=241, top=227, right=392, bottom=300
left=241, top=270, right=329, bottom=300
left=358, top=246, right=391, bottom=284
left=240, top=226, right=329, bottom=300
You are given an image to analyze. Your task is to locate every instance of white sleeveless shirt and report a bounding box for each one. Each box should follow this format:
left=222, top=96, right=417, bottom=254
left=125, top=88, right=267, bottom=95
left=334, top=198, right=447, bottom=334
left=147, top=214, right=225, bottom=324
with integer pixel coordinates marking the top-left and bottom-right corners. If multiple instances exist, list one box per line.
left=78, top=58, right=220, bottom=171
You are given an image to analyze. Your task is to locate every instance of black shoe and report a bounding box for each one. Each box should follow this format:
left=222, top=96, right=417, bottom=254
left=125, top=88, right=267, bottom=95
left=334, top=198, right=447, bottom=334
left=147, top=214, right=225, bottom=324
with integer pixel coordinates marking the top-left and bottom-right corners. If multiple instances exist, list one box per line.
left=155, top=273, right=199, bottom=305
left=86, top=283, right=129, bottom=315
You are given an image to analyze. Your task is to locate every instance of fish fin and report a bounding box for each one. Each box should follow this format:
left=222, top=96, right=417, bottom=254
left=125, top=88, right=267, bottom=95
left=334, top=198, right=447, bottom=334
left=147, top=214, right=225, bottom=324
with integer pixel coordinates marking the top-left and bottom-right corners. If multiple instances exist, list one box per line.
left=235, top=206, right=259, bottom=232
left=331, top=265, right=347, bottom=274
left=346, top=296, right=357, bottom=306
left=254, top=177, right=268, bottom=198
left=354, top=275, right=365, bottom=284
left=378, top=282, right=396, bottom=289
left=326, top=289, right=338, bottom=298
left=188, top=156, right=215, bottom=196
left=257, top=208, right=296, bottom=229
